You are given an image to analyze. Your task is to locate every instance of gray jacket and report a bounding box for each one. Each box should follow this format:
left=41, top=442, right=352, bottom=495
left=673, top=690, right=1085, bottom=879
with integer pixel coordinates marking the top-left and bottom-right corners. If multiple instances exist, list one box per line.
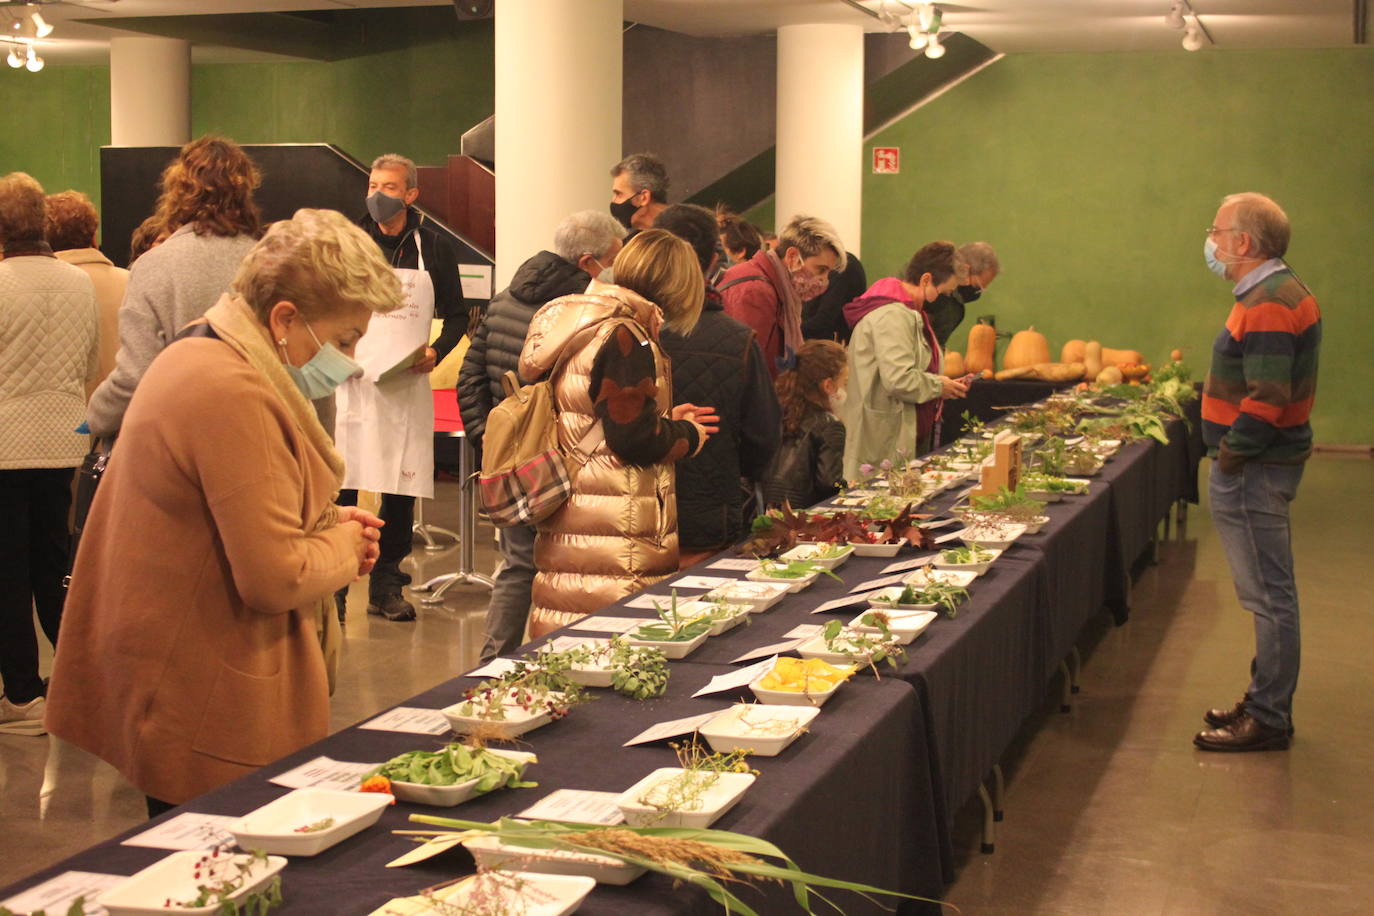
left=87, top=225, right=256, bottom=436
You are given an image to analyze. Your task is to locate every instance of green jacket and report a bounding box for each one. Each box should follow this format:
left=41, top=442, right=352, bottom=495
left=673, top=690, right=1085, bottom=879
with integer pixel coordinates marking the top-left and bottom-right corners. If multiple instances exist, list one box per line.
left=841, top=301, right=943, bottom=481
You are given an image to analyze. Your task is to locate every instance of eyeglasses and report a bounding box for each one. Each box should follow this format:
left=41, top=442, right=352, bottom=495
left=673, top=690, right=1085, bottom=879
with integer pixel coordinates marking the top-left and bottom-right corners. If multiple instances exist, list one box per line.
left=1205, top=226, right=1242, bottom=237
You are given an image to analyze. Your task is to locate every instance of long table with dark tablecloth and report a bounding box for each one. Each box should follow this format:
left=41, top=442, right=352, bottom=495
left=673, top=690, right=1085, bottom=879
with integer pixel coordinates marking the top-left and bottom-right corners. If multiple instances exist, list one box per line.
left=2, top=399, right=1204, bottom=915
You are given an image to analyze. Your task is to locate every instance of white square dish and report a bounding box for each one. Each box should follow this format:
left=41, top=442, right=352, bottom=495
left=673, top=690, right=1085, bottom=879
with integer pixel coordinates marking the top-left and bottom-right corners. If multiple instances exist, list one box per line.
left=745, top=565, right=820, bottom=593
left=387, top=749, right=537, bottom=807
left=227, top=788, right=390, bottom=856
left=865, top=586, right=938, bottom=612
left=847, top=609, right=938, bottom=645
left=616, top=768, right=756, bottom=828
left=932, top=546, right=1003, bottom=576
left=850, top=537, right=907, bottom=558
left=99, top=851, right=287, bottom=915
left=779, top=543, right=855, bottom=570
left=704, top=581, right=790, bottom=612
left=699, top=703, right=819, bottom=757
left=442, top=699, right=556, bottom=739
left=385, top=871, right=595, bottom=916
left=461, top=835, right=647, bottom=886
left=957, top=523, right=1027, bottom=550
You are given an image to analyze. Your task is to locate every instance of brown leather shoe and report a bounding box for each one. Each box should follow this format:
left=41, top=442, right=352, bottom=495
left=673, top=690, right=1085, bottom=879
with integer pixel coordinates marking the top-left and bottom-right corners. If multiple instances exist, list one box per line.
left=1204, top=695, right=1294, bottom=736
left=1194, top=712, right=1289, bottom=752
left=1204, top=697, right=1247, bottom=729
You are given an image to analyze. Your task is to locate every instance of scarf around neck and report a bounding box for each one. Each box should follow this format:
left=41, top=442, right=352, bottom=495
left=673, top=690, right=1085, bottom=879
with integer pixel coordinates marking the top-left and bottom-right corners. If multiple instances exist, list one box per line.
left=202, top=294, right=345, bottom=692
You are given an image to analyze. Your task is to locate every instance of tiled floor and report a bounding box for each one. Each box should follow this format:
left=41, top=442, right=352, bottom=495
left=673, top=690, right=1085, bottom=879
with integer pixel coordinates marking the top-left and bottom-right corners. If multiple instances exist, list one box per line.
left=2, top=456, right=1371, bottom=913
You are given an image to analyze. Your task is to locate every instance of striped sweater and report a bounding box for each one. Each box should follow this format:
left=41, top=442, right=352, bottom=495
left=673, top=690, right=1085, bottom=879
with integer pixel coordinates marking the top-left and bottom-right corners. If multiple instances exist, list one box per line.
left=1202, top=263, right=1321, bottom=464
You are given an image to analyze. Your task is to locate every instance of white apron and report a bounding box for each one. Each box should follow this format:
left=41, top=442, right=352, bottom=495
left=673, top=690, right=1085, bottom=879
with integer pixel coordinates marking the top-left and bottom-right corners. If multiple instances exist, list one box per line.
left=336, top=227, right=436, bottom=498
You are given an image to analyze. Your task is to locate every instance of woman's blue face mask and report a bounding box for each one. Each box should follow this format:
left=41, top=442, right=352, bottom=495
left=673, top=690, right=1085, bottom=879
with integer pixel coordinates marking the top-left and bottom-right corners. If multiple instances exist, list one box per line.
left=283, top=321, right=362, bottom=399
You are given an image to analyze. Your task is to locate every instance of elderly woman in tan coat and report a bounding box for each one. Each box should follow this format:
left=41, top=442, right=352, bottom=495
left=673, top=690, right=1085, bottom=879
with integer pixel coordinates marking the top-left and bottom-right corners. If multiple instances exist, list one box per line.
left=45, top=209, right=401, bottom=814
left=520, top=229, right=717, bottom=637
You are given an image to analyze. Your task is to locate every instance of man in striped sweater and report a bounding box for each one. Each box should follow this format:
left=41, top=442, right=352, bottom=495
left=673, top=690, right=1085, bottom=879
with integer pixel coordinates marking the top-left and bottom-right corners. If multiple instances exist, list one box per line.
left=1194, top=192, right=1321, bottom=753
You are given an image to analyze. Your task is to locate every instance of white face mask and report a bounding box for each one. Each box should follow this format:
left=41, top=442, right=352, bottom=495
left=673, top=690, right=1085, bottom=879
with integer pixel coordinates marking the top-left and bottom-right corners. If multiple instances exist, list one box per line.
left=590, top=258, right=614, bottom=284
left=829, top=387, right=848, bottom=412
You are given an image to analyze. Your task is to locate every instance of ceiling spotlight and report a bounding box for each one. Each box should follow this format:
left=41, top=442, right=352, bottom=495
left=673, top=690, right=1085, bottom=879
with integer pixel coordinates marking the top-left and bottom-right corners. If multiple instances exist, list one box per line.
left=1181, top=20, right=1205, bottom=51
left=906, top=24, right=928, bottom=51
left=30, top=11, right=52, bottom=38
left=7, top=45, right=23, bottom=68
left=925, top=33, right=946, bottom=59
left=1165, top=2, right=1187, bottom=30
left=25, top=45, right=43, bottom=71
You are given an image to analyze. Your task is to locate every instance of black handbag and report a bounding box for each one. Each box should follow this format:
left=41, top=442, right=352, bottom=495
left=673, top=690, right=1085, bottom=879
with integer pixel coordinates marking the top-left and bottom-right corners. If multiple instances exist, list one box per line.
left=65, top=440, right=110, bottom=588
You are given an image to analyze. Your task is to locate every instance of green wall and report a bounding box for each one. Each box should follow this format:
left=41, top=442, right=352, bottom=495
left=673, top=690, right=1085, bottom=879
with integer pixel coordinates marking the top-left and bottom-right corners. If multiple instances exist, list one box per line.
left=861, top=49, right=1374, bottom=445
left=191, top=20, right=493, bottom=168
left=0, top=66, right=110, bottom=211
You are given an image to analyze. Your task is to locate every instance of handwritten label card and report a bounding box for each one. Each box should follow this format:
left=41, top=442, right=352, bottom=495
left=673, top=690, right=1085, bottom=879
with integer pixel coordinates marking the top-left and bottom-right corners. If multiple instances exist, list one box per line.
left=516, top=789, right=626, bottom=826
left=122, top=812, right=238, bottom=851
left=692, top=657, right=777, bottom=697
left=782, top=624, right=822, bottom=639
left=730, top=638, right=808, bottom=664
left=810, top=592, right=877, bottom=614
left=881, top=555, right=935, bottom=574
left=917, top=517, right=959, bottom=529
left=463, top=657, right=522, bottom=678
left=706, top=558, right=760, bottom=571
left=269, top=756, right=380, bottom=792
left=623, top=711, right=723, bottom=747
left=669, top=575, right=736, bottom=590
left=359, top=707, right=450, bottom=735
left=850, top=573, right=907, bottom=593
left=935, top=529, right=967, bottom=544
left=623, top=593, right=671, bottom=609
left=0, top=871, right=125, bottom=916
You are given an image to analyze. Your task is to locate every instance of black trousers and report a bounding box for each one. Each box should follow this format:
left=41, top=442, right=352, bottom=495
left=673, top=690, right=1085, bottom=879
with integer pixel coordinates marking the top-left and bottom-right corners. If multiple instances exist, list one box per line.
left=336, top=490, right=415, bottom=594
left=0, top=468, right=72, bottom=704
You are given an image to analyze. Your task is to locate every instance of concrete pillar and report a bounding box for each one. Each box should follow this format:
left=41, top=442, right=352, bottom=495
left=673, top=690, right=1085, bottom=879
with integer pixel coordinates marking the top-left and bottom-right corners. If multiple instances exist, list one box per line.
left=775, top=23, right=864, bottom=257
left=493, top=0, right=622, bottom=288
left=109, top=37, right=191, bottom=147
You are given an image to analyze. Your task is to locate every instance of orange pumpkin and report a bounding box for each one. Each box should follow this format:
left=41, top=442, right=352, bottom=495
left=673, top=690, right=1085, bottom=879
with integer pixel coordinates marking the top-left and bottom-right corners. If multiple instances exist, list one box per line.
left=1003, top=326, right=1051, bottom=371
left=1061, top=339, right=1087, bottom=364
left=943, top=350, right=966, bottom=378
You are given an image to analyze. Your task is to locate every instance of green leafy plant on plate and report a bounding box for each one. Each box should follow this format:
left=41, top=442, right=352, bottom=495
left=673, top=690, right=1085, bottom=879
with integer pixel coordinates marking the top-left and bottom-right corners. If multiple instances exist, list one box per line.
left=821, top=616, right=905, bottom=673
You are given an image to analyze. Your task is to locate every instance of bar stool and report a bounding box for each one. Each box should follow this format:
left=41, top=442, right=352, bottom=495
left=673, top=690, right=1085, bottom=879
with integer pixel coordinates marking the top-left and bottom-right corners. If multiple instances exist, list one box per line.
left=410, top=390, right=492, bottom=602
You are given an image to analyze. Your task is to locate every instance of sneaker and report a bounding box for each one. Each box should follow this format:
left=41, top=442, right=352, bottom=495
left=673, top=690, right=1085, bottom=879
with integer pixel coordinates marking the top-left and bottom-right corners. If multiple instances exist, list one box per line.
left=0, top=694, right=47, bottom=736
left=367, top=591, right=417, bottom=622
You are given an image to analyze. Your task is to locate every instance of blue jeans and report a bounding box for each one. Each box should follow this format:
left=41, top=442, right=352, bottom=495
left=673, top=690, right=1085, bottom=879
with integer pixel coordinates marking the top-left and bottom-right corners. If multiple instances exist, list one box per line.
left=1208, top=460, right=1304, bottom=730
left=478, top=522, right=537, bottom=662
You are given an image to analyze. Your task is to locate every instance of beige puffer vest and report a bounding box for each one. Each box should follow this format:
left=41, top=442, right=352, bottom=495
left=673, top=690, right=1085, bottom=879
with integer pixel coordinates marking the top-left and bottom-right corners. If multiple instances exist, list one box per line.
left=519, top=284, right=679, bottom=635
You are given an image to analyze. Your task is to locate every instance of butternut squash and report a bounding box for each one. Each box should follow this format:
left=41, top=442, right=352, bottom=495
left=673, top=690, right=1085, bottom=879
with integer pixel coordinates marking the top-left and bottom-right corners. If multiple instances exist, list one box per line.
left=994, top=362, right=1085, bottom=383
left=1096, top=366, right=1124, bottom=385
left=1083, top=341, right=1103, bottom=379
left=943, top=350, right=966, bottom=378
left=1101, top=347, right=1144, bottom=366
left=965, top=323, right=997, bottom=376
left=1060, top=339, right=1087, bottom=364
left=1003, top=326, right=1051, bottom=370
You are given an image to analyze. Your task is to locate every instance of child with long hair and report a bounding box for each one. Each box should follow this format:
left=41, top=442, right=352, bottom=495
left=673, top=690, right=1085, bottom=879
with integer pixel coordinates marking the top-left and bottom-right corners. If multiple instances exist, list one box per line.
left=761, top=340, right=848, bottom=509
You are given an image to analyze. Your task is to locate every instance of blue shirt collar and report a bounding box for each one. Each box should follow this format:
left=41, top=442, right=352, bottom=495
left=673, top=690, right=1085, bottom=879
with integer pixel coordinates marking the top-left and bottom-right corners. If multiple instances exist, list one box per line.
left=1232, top=258, right=1286, bottom=299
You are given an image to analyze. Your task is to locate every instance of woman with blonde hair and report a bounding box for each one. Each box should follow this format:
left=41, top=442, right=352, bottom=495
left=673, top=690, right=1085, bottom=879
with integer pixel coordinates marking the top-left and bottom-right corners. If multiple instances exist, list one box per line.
left=519, top=228, right=718, bottom=637
left=87, top=135, right=263, bottom=437
left=46, top=209, right=401, bottom=814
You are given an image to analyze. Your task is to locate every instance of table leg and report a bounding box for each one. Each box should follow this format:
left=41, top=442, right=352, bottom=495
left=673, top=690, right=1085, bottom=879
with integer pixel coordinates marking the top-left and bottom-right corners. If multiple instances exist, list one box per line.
left=1059, top=661, right=1073, bottom=713
left=991, top=763, right=1005, bottom=822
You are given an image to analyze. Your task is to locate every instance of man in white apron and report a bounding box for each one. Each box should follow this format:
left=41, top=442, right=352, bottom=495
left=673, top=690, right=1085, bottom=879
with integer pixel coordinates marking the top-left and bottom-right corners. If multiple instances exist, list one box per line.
left=334, top=153, right=470, bottom=622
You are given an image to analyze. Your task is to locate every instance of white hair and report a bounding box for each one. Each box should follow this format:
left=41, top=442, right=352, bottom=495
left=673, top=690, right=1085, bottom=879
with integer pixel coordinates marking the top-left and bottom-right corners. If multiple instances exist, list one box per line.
left=552, top=209, right=626, bottom=264
left=370, top=153, right=418, bottom=190
left=958, top=241, right=999, bottom=277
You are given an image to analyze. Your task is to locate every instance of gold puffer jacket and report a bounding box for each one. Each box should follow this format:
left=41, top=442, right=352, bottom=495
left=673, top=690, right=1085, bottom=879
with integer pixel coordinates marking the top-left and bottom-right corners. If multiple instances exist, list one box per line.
left=519, top=281, right=679, bottom=636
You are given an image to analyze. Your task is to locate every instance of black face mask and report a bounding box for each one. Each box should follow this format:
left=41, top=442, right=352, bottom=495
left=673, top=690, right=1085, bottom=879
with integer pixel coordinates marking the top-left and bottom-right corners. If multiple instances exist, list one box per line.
left=609, top=196, right=639, bottom=229
left=957, top=283, right=983, bottom=304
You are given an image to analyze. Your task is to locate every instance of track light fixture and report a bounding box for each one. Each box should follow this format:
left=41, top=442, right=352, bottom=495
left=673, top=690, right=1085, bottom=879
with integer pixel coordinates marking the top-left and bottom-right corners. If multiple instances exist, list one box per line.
left=906, top=23, right=927, bottom=51
left=1165, top=1, right=1187, bottom=30
left=925, top=32, right=945, bottom=59
left=30, top=10, right=52, bottom=38
left=1165, top=1, right=1211, bottom=51
left=25, top=43, right=42, bottom=71
left=6, top=44, right=22, bottom=68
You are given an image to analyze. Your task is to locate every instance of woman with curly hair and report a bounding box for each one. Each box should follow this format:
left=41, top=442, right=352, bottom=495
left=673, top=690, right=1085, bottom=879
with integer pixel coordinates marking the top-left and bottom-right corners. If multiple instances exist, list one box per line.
left=761, top=339, right=848, bottom=509
left=87, top=135, right=263, bottom=437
